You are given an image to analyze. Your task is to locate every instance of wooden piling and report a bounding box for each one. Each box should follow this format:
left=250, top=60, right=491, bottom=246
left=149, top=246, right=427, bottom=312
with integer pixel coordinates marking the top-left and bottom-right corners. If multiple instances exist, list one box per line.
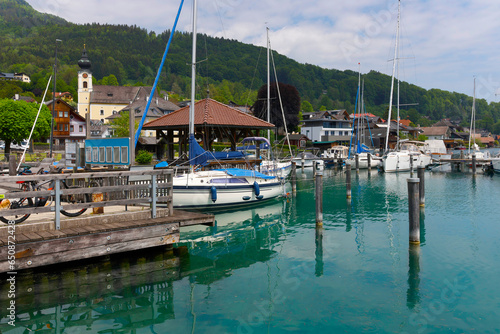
left=346, top=162, right=352, bottom=199
left=301, top=156, right=305, bottom=171
left=367, top=153, right=371, bottom=171
left=460, top=150, right=465, bottom=172
left=355, top=154, right=359, bottom=173
left=315, top=169, right=323, bottom=227
left=472, top=154, right=476, bottom=175
left=407, top=178, right=420, bottom=244
left=9, top=154, right=16, bottom=176
left=291, top=161, right=297, bottom=193
left=417, top=166, right=425, bottom=207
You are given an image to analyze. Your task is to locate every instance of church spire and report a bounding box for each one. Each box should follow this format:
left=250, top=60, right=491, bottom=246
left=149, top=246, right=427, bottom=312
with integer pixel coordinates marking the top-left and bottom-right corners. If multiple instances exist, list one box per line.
left=78, top=45, right=91, bottom=70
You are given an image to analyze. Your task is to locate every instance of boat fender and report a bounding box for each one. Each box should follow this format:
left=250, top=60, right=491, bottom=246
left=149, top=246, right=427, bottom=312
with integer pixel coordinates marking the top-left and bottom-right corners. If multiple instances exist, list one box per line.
left=210, top=186, right=217, bottom=202
left=242, top=196, right=251, bottom=200
left=256, top=195, right=264, bottom=200
left=253, top=181, right=260, bottom=196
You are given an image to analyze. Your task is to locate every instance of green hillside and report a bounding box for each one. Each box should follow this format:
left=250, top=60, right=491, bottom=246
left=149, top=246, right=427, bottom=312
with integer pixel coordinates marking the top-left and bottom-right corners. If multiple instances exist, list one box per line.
left=1, top=0, right=500, bottom=134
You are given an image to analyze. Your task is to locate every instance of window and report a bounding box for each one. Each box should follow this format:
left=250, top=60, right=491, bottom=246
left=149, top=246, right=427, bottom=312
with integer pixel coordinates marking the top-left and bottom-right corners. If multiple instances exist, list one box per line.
left=64, top=111, right=68, bottom=117
left=83, top=81, right=88, bottom=88
left=64, top=124, right=68, bottom=131
left=70, top=125, right=74, bottom=132
left=59, top=124, right=63, bottom=131
left=112, top=110, right=117, bottom=114
left=100, top=110, right=104, bottom=115
left=59, top=111, right=63, bottom=117
left=79, top=125, right=83, bottom=132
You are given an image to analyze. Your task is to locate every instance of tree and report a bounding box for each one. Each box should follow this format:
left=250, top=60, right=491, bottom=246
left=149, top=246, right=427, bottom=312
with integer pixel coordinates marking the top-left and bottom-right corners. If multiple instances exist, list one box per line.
left=109, top=111, right=138, bottom=137
left=252, top=82, right=300, bottom=133
left=0, top=99, right=51, bottom=154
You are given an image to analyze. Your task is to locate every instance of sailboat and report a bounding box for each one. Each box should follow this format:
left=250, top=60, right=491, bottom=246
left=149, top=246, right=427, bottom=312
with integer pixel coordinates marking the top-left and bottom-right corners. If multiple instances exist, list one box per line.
left=172, top=0, right=284, bottom=209
left=381, top=0, right=430, bottom=173
left=345, top=67, right=382, bottom=169
left=465, top=78, right=490, bottom=169
left=258, top=27, right=293, bottom=178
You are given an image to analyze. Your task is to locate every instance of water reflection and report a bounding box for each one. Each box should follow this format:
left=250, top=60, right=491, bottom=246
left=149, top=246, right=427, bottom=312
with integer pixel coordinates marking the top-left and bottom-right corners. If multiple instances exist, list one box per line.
left=315, top=228, right=324, bottom=277
left=407, top=244, right=421, bottom=310
left=0, top=249, right=179, bottom=333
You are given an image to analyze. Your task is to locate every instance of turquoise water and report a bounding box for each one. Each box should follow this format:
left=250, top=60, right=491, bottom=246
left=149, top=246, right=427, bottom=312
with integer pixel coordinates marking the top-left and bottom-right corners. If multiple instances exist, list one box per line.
left=1, top=168, right=500, bottom=333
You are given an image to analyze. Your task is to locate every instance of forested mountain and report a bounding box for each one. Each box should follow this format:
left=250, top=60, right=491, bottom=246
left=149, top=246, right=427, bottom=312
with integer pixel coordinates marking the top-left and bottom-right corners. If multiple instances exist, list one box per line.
left=1, top=0, right=500, bottom=133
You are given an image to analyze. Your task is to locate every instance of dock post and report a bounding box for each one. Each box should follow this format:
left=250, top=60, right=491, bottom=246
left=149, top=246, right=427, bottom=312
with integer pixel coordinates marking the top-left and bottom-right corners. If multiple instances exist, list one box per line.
left=151, top=174, right=157, bottom=218
left=410, top=154, right=414, bottom=173
left=407, top=178, right=420, bottom=244
left=472, top=154, right=477, bottom=176
left=8, top=154, right=16, bottom=176
left=315, top=226, right=324, bottom=276
left=315, top=168, right=323, bottom=227
left=355, top=154, right=359, bottom=173
left=417, top=166, right=425, bottom=207
left=367, top=153, right=371, bottom=171
left=54, top=179, right=61, bottom=230
left=346, top=162, right=352, bottom=199
left=291, top=161, right=297, bottom=193
left=301, top=156, right=305, bottom=172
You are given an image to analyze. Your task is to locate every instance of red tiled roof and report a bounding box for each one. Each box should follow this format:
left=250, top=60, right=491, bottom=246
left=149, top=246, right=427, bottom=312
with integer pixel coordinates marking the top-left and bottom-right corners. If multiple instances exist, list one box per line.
left=143, top=98, right=275, bottom=129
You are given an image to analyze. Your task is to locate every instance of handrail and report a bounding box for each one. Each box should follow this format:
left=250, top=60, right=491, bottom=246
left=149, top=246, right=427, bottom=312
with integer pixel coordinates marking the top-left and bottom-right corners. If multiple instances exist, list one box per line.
left=0, top=169, right=174, bottom=229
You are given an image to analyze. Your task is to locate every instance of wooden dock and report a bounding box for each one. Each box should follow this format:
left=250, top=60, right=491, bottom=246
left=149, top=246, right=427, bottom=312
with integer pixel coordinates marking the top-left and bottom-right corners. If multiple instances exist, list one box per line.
left=0, top=169, right=214, bottom=273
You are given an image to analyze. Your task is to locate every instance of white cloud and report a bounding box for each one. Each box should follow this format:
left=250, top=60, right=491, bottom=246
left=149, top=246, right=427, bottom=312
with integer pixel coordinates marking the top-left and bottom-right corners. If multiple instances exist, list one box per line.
left=26, top=0, right=500, bottom=102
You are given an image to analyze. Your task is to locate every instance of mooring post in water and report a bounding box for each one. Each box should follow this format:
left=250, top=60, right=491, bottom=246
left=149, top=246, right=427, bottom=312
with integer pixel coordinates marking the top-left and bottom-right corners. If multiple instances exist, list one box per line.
left=408, top=178, right=420, bottom=244
left=417, top=166, right=425, bottom=207
left=472, top=154, right=477, bottom=176
left=315, top=168, right=323, bottom=227
left=367, top=153, right=371, bottom=171
left=301, top=155, right=305, bottom=171
left=346, top=162, right=352, bottom=199
left=410, top=154, right=414, bottom=173
left=291, top=161, right=297, bottom=193
left=355, top=154, right=359, bottom=173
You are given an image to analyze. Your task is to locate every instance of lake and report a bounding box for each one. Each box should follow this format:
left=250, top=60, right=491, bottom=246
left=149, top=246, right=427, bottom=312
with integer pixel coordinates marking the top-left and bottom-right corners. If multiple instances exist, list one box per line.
left=1, top=166, right=499, bottom=333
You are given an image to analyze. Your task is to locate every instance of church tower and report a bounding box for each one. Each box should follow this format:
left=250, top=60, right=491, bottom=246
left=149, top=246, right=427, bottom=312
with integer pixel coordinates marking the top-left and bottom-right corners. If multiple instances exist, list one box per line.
left=77, top=45, right=92, bottom=116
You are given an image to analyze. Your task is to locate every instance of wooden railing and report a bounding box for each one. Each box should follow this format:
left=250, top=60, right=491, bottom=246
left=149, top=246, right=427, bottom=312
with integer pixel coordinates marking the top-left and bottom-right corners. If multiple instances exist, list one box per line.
left=0, top=169, right=173, bottom=229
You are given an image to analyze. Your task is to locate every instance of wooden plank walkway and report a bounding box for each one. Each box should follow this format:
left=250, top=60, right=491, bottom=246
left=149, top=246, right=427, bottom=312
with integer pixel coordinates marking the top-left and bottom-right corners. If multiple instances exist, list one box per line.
left=0, top=209, right=214, bottom=272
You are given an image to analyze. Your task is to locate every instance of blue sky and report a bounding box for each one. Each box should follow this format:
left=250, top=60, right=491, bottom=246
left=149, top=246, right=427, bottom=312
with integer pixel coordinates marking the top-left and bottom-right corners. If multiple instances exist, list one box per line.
left=27, top=0, right=500, bottom=103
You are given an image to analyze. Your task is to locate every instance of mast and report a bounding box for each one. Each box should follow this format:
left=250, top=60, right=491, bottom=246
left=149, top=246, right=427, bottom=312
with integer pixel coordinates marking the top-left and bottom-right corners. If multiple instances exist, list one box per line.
left=384, top=0, right=401, bottom=152
left=188, top=0, right=198, bottom=167
left=266, top=27, right=271, bottom=159
left=189, top=0, right=197, bottom=139
left=468, top=77, right=476, bottom=154
left=357, top=63, right=361, bottom=150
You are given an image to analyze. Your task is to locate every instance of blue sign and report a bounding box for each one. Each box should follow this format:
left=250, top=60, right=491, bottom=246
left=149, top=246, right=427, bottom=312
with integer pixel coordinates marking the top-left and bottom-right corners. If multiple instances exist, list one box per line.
left=85, top=138, right=130, bottom=165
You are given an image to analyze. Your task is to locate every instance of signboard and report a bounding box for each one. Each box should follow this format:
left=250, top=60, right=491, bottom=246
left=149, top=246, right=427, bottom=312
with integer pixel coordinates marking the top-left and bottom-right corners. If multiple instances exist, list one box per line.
left=85, top=138, right=130, bottom=166
left=65, top=142, right=77, bottom=167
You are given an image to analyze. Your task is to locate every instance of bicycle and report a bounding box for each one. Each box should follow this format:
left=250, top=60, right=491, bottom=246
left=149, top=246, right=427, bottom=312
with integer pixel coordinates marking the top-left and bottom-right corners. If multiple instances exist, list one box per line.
left=0, top=166, right=92, bottom=224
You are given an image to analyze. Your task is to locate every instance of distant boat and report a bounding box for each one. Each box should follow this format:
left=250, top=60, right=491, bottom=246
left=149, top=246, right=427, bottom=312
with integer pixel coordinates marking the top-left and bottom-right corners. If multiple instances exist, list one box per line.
left=380, top=1, right=430, bottom=173
left=292, top=151, right=324, bottom=168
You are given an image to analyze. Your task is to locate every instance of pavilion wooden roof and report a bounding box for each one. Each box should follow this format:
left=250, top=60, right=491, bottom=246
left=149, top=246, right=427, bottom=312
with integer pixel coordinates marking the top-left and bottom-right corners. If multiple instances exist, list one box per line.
left=143, top=98, right=275, bottom=130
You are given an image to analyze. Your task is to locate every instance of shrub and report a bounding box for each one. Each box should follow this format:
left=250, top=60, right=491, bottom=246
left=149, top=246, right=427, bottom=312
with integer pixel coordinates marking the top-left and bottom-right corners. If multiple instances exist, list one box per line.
left=135, top=150, right=153, bottom=164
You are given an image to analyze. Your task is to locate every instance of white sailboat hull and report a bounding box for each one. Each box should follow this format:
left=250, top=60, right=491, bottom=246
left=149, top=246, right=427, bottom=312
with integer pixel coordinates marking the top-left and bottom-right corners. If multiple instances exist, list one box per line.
left=492, top=158, right=500, bottom=173
left=172, top=171, right=284, bottom=209
left=382, top=151, right=431, bottom=173
left=345, top=153, right=382, bottom=169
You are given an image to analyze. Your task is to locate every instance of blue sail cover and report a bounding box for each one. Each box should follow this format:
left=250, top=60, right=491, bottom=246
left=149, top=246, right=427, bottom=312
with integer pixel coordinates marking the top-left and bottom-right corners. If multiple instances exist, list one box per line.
left=213, top=168, right=277, bottom=180
left=189, top=134, right=245, bottom=166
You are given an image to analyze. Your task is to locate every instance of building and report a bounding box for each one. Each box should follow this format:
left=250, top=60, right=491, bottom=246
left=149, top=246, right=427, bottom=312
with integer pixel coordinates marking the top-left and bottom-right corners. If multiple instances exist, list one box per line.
left=77, top=46, right=171, bottom=123
left=418, top=126, right=450, bottom=140
left=106, top=95, right=180, bottom=137
left=301, top=110, right=352, bottom=143
left=0, top=72, right=31, bottom=83
left=45, top=98, right=86, bottom=146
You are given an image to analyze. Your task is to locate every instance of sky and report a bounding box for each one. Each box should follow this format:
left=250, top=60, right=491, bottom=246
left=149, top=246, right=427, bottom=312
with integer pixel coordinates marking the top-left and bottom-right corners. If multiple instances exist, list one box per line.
left=26, top=0, right=500, bottom=103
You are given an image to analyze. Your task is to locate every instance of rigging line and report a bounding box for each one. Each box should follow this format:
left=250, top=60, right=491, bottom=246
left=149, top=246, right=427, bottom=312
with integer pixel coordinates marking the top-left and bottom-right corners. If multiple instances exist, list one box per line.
left=18, top=75, right=52, bottom=172
left=269, top=39, right=293, bottom=158
left=213, top=0, right=227, bottom=39
left=245, top=46, right=263, bottom=110
left=134, top=0, right=185, bottom=145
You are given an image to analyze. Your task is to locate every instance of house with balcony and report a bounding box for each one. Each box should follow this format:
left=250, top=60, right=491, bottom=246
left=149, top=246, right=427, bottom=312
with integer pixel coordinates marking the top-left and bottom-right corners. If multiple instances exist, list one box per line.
left=46, top=98, right=86, bottom=147
left=300, top=110, right=352, bottom=146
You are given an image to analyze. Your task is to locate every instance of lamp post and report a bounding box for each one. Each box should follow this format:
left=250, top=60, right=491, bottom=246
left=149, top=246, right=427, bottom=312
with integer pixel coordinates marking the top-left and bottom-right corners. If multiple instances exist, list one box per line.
left=49, top=39, right=62, bottom=158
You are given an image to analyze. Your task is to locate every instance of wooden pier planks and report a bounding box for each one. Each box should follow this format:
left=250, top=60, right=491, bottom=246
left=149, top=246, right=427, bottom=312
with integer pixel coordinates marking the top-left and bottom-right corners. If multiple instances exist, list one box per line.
left=0, top=210, right=214, bottom=272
